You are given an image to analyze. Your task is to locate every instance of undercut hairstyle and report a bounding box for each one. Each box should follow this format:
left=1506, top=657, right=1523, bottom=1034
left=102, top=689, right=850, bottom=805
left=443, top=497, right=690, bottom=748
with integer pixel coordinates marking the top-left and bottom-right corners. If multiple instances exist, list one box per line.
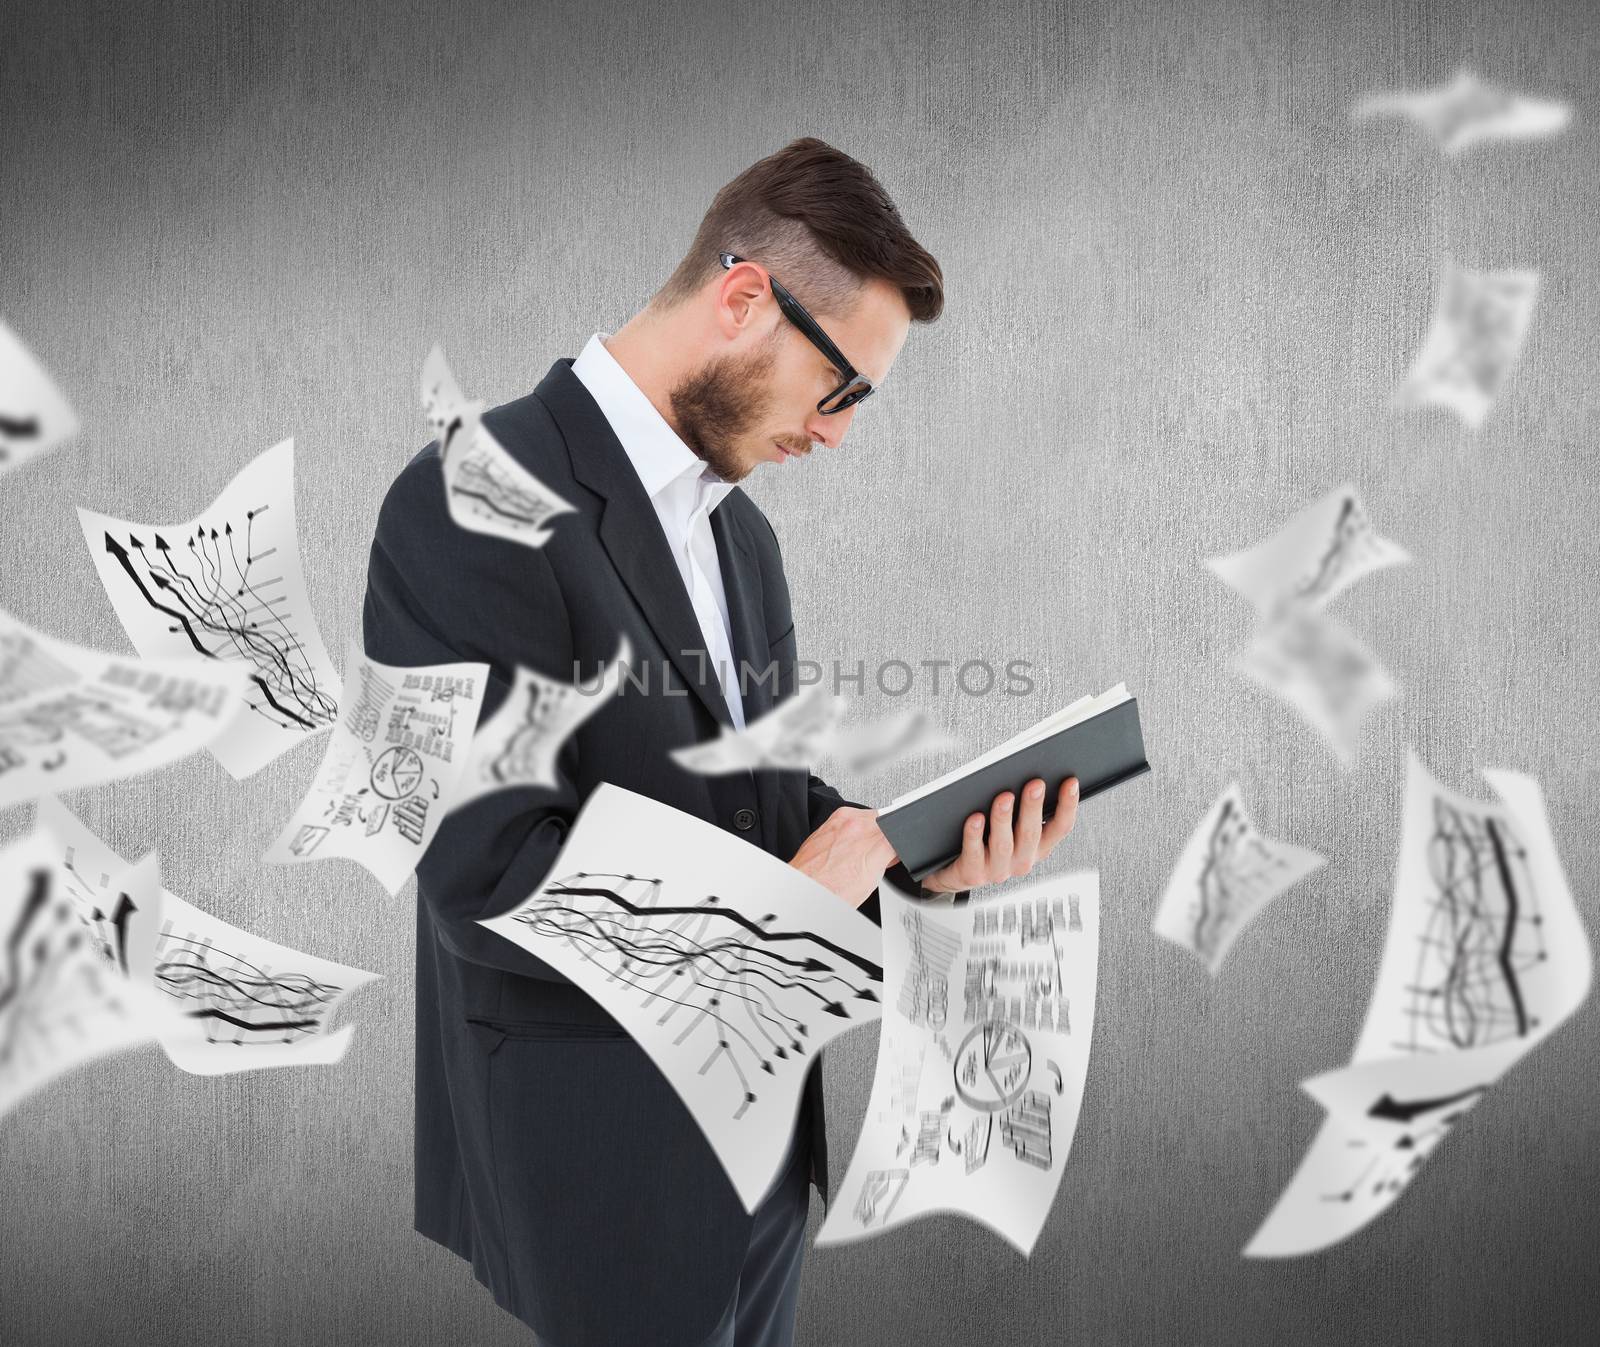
left=652, top=137, right=944, bottom=323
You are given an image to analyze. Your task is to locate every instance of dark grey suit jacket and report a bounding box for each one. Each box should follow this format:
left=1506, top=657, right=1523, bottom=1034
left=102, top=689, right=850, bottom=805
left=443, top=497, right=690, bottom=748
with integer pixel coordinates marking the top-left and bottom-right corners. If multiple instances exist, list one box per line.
left=362, top=357, right=953, bottom=1347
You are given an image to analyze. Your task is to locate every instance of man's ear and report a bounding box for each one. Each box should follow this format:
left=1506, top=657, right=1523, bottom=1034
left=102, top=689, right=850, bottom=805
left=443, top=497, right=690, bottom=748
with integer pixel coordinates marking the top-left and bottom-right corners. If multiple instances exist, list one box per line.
left=713, top=260, right=772, bottom=338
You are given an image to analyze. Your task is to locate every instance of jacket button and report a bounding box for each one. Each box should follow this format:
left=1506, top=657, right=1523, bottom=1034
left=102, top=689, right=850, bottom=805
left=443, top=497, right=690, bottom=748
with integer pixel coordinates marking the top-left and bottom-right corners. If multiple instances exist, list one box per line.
left=733, top=808, right=757, bottom=831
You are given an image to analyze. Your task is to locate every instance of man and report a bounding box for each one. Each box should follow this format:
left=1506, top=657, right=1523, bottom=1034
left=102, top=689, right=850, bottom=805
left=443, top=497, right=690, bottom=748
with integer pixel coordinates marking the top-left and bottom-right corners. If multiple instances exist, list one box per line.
left=363, top=137, right=1080, bottom=1347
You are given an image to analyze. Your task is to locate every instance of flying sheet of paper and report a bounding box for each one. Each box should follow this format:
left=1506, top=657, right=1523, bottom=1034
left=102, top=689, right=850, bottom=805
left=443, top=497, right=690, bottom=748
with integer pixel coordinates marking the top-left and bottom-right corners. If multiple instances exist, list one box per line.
left=453, top=634, right=633, bottom=811
left=421, top=345, right=577, bottom=547
left=1398, top=261, right=1539, bottom=431
left=1205, top=485, right=1410, bottom=621
left=0, top=607, right=244, bottom=814
left=1236, top=608, right=1396, bottom=767
left=478, top=781, right=886, bottom=1213
left=815, top=871, right=1100, bottom=1256
left=1355, top=70, right=1573, bottom=156
left=1245, top=754, right=1592, bottom=1257
left=75, top=438, right=342, bottom=779
left=0, top=317, right=79, bottom=479
left=1153, top=783, right=1326, bottom=975
left=263, top=642, right=488, bottom=895
left=819, top=707, right=966, bottom=778
left=36, top=796, right=378, bottom=1075
left=420, top=344, right=486, bottom=463
left=0, top=831, right=170, bottom=1125
left=671, top=680, right=848, bottom=775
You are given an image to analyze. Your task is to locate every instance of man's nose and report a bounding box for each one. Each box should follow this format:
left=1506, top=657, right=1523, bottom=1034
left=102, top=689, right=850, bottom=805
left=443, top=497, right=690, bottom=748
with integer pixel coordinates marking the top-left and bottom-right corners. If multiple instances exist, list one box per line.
left=804, top=402, right=858, bottom=451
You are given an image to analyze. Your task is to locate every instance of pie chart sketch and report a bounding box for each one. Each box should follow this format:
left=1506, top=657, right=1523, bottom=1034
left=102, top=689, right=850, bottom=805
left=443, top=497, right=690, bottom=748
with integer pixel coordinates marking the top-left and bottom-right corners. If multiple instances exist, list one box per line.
left=371, top=745, right=424, bottom=799
left=953, top=1019, right=1032, bottom=1112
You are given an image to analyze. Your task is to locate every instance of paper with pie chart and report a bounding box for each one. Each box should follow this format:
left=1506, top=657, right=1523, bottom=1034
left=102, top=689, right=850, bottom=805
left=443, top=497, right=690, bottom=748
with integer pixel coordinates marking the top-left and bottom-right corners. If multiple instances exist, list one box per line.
left=815, top=870, right=1100, bottom=1256
left=1244, top=753, right=1592, bottom=1256
left=263, top=642, right=488, bottom=895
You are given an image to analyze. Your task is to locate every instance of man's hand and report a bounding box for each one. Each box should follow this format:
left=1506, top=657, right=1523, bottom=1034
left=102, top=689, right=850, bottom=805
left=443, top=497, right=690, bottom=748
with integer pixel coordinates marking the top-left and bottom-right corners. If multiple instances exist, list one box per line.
left=920, top=776, right=1080, bottom=895
left=789, top=806, right=896, bottom=909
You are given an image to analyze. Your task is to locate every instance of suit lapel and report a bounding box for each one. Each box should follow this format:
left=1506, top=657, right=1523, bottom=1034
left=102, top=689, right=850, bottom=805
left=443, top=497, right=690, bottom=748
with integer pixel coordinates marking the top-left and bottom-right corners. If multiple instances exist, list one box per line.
left=711, top=505, right=782, bottom=853
left=532, top=361, right=776, bottom=766
left=710, top=506, right=770, bottom=723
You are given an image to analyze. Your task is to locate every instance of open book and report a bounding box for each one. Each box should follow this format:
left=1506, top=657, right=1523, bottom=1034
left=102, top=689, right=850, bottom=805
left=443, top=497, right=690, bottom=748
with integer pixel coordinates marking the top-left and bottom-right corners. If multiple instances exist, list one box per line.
left=876, top=683, right=1149, bottom=881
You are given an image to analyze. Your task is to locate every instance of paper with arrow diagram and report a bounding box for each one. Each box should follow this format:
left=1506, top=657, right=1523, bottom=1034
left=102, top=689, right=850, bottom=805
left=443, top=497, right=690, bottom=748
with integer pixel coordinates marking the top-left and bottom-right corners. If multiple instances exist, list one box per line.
left=76, top=438, right=341, bottom=779
left=0, top=830, right=170, bottom=1125
left=1207, top=486, right=1406, bottom=767
left=1153, top=782, right=1326, bottom=975
left=37, top=795, right=379, bottom=1075
left=479, top=781, right=886, bottom=1213
left=421, top=345, right=576, bottom=547
left=1244, top=753, right=1592, bottom=1256
left=1205, top=484, right=1410, bottom=623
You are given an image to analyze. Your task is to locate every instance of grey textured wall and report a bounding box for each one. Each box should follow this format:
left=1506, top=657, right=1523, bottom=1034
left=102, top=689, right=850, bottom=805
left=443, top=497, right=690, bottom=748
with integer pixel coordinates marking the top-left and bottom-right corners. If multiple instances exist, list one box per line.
left=2, top=0, right=1596, bottom=1343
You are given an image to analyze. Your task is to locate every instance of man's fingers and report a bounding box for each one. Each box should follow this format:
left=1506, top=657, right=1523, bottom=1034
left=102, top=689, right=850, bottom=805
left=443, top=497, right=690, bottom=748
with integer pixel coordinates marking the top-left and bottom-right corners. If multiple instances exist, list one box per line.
left=1039, top=777, right=1080, bottom=854
left=987, top=790, right=1015, bottom=879
left=953, top=811, right=986, bottom=882
left=1012, top=778, right=1045, bottom=875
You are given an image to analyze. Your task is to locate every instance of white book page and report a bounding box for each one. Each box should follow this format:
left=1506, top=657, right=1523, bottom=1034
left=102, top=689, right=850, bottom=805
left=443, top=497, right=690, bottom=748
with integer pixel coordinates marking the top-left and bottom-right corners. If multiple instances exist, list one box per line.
left=881, top=684, right=1129, bottom=814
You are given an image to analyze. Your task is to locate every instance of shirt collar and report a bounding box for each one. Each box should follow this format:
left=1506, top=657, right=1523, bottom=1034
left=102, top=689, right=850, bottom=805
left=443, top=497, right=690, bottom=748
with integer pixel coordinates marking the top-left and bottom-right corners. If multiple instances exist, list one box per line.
left=572, top=332, right=734, bottom=510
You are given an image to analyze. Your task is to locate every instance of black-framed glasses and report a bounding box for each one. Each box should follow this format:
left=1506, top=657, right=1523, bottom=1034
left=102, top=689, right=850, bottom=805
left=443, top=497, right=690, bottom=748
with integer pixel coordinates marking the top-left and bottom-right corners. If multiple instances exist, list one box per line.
left=719, top=252, right=875, bottom=414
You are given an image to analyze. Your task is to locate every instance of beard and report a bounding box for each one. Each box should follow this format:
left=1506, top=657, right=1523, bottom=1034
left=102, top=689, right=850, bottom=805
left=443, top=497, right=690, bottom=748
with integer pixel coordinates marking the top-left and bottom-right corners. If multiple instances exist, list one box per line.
left=667, top=331, right=784, bottom=483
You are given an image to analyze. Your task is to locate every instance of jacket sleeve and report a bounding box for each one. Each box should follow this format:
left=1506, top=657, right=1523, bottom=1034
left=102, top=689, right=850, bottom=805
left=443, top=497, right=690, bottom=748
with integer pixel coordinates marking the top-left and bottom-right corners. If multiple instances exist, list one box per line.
left=362, top=450, right=581, bottom=982
left=805, top=770, right=970, bottom=929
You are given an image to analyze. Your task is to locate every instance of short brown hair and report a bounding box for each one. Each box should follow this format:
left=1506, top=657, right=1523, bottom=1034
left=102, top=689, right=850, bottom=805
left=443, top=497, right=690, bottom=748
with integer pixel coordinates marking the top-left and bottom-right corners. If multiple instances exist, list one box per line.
left=653, top=137, right=943, bottom=322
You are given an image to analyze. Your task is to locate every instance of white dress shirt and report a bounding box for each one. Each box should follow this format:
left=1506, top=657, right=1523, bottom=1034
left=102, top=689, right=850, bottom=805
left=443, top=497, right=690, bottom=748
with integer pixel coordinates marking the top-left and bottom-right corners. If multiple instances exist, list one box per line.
left=572, top=333, right=748, bottom=730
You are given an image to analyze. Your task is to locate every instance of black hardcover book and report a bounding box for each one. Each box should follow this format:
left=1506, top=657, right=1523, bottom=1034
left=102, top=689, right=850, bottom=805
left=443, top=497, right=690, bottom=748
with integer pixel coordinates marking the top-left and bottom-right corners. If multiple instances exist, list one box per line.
left=876, top=687, right=1151, bottom=881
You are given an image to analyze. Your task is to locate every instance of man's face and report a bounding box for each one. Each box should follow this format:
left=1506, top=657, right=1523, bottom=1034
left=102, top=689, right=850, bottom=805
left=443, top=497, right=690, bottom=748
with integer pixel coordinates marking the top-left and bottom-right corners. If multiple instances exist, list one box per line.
left=668, top=276, right=912, bottom=484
